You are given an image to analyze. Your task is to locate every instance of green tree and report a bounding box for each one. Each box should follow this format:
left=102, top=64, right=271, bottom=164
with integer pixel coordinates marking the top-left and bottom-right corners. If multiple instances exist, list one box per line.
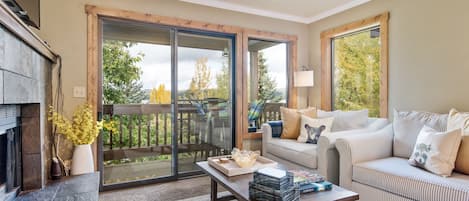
left=103, top=40, right=145, bottom=104
left=214, top=60, right=230, bottom=100
left=187, top=57, right=212, bottom=100
left=257, top=52, right=281, bottom=103
left=333, top=31, right=380, bottom=117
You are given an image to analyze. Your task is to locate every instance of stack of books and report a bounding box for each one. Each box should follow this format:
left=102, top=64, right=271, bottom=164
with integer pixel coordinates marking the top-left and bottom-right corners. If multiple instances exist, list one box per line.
left=290, top=170, right=333, bottom=193
left=249, top=168, right=300, bottom=201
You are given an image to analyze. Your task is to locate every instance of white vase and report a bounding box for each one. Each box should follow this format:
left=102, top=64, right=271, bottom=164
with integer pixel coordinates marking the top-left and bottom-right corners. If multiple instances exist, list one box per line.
left=71, top=144, right=94, bottom=175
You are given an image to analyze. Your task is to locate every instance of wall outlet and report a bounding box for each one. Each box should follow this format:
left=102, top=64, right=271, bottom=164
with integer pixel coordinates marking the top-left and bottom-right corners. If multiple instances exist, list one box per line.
left=73, top=86, right=86, bottom=98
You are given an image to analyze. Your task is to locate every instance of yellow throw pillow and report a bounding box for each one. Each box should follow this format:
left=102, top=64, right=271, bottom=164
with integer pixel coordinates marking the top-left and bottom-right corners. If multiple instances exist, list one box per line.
left=456, top=136, right=469, bottom=174
left=280, top=107, right=317, bottom=139
left=447, top=108, right=469, bottom=175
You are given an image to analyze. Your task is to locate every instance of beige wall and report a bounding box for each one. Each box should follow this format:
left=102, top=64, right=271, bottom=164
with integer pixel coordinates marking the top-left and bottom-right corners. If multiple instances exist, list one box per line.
left=34, top=0, right=469, bottom=160
left=308, top=0, right=469, bottom=115
left=33, top=0, right=309, bottom=159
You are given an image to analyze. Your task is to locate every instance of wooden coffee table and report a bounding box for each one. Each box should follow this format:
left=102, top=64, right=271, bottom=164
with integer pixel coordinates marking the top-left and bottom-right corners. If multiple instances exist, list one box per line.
left=196, top=161, right=359, bottom=201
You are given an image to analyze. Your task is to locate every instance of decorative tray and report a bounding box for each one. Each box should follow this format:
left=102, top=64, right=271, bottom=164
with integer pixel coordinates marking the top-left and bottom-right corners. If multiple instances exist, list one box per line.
left=208, top=155, right=278, bottom=177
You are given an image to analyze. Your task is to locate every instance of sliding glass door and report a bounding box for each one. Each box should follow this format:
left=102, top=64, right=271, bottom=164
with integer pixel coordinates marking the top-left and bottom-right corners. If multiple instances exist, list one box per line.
left=100, top=18, right=235, bottom=188
left=177, top=32, right=234, bottom=174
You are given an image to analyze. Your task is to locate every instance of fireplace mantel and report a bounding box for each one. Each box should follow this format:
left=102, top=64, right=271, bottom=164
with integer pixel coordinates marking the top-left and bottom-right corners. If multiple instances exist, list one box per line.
left=0, top=1, right=58, bottom=62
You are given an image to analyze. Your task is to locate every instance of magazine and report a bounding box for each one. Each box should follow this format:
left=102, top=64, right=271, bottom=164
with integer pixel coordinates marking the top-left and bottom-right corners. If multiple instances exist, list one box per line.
left=289, top=170, right=325, bottom=185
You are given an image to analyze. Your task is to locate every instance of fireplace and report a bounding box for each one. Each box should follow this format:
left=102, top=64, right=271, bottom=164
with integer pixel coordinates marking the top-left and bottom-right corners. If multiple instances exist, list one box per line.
left=1, top=127, right=22, bottom=192
left=0, top=105, right=22, bottom=200
left=0, top=5, right=55, bottom=200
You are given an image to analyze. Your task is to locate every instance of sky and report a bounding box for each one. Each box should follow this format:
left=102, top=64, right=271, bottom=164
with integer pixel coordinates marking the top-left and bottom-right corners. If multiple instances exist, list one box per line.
left=127, top=42, right=287, bottom=93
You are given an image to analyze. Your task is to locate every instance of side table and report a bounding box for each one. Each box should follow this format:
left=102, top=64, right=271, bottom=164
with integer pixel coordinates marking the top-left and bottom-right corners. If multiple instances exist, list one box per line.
left=242, top=130, right=262, bottom=151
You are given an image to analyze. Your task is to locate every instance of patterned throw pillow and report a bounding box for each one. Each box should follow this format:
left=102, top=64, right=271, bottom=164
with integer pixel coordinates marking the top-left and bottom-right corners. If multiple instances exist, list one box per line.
left=305, top=125, right=326, bottom=144
left=297, top=115, right=334, bottom=143
left=248, top=100, right=265, bottom=121
left=408, top=126, right=462, bottom=177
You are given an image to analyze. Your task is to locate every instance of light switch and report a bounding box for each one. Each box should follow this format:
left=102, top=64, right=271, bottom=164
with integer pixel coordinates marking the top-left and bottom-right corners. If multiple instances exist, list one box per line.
left=73, top=86, right=86, bottom=98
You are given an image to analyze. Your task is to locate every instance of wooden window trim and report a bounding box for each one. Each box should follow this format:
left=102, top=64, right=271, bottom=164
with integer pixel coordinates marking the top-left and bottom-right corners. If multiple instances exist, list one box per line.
left=85, top=5, right=298, bottom=151
left=320, top=12, right=389, bottom=117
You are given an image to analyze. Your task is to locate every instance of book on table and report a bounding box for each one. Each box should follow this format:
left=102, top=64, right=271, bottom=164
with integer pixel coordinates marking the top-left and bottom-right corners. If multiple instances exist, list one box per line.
left=289, top=170, right=332, bottom=193
left=250, top=168, right=300, bottom=201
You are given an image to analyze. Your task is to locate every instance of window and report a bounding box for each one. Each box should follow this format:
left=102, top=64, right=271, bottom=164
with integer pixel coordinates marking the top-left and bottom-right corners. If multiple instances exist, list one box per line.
left=332, top=27, right=381, bottom=117
left=321, top=12, right=389, bottom=117
left=247, top=39, right=288, bottom=125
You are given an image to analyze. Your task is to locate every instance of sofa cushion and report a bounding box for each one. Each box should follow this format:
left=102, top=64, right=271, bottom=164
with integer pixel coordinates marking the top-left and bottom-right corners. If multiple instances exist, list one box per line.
left=393, top=110, right=448, bottom=158
left=266, top=138, right=317, bottom=169
left=353, top=157, right=469, bottom=201
left=317, top=109, right=368, bottom=132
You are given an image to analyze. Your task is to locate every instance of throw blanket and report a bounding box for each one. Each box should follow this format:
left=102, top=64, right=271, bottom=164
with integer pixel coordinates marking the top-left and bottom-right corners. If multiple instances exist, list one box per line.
left=267, top=121, right=283, bottom=138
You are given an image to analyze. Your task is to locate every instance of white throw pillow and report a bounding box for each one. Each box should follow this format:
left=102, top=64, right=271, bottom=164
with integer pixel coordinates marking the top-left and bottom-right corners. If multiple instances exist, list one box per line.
left=447, top=108, right=469, bottom=134
left=393, top=109, right=448, bottom=158
left=408, top=126, right=462, bottom=177
left=297, top=115, right=334, bottom=143
left=317, top=109, right=368, bottom=132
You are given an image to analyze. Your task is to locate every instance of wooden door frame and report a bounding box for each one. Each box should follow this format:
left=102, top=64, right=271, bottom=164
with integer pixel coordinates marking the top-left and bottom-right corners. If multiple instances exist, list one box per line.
left=320, top=12, right=389, bottom=117
left=85, top=5, right=298, bottom=158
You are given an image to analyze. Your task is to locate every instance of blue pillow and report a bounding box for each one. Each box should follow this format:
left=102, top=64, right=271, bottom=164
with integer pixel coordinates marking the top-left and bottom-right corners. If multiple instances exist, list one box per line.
left=267, top=121, right=283, bottom=138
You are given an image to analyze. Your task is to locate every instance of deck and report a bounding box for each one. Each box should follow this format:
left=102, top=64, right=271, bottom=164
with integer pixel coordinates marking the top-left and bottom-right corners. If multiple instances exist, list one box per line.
left=101, top=102, right=282, bottom=185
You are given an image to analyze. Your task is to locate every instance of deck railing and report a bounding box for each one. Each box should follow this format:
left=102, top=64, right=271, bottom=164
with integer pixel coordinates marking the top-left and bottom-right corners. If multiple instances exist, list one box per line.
left=102, top=102, right=283, bottom=161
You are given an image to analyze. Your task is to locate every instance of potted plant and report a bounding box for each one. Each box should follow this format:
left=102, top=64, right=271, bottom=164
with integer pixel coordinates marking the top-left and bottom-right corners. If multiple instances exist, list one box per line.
left=48, top=104, right=102, bottom=175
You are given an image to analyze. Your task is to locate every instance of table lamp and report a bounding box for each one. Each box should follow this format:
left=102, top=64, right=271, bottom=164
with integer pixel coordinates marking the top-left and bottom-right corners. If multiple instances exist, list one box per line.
left=294, top=70, right=314, bottom=107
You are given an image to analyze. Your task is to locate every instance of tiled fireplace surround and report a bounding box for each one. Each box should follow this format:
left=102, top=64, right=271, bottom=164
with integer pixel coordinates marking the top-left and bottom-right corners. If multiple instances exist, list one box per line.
left=0, top=25, right=53, bottom=199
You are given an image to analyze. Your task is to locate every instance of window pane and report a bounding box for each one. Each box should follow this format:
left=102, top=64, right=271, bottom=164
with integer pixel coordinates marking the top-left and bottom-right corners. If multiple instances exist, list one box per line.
left=101, top=19, right=173, bottom=185
left=332, top=28, right=381, bottom=117
left=247, top=39, right=288, bottom=128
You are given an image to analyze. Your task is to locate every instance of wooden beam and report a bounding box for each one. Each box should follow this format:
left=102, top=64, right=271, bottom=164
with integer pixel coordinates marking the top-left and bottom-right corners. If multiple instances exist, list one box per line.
left=85, top=5, right=243, bottom=34
left=87, top=12, right=99, bottom=171
left=288, top=40, right=298, bottom=109
left=320, top=37, right=332, bottom=111
left=320, top=12, right=389, bottom=117
left=379, top=13, right=390, bottom=117
left=235, top=32, right=244, bottom=150
left=320, top=12, right=388, bottom=39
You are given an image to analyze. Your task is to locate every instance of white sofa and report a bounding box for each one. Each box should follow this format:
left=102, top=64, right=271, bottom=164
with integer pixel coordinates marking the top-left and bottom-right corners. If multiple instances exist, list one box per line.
left=336, top=124, right=469, bottom=201
left=261, top=118, right=389, bottom=184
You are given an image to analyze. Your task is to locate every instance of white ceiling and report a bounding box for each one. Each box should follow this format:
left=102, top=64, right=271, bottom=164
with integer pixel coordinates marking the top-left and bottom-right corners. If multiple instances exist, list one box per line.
left=179, top=0, right=372, bottom=24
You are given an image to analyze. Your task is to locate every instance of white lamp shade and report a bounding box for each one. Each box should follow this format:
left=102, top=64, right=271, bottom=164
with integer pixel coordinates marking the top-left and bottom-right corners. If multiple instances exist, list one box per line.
left=294, top=70, right=314, bottom=87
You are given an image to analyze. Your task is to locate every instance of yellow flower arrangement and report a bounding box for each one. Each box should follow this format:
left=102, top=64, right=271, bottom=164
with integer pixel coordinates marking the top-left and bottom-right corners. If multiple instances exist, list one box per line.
left=48, top=104, right=103, bottom=145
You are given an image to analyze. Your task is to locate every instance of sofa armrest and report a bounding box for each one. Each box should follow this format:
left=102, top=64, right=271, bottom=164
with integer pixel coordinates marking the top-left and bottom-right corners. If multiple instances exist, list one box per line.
left=335, top=124, right=394, bottom=188
left=261, top=123, right=273, bottom=156
left=316, top=119, right=390, bottom=184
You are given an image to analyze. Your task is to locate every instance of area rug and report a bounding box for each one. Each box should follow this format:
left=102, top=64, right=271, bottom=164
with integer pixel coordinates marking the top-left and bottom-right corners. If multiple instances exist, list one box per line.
left=176, top=192, right=234, bottom=201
